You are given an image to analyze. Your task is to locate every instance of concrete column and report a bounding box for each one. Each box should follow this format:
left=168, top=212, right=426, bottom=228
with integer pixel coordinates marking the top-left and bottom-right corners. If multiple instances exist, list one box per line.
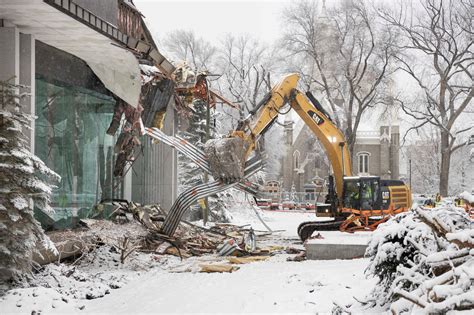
left=19, top=33, right=35, bottom=152
left=0, top=25, right=19, bottom=84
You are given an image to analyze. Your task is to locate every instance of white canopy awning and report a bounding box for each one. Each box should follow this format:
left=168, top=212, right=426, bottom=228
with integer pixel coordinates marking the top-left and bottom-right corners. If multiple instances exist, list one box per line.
left=0, top=0, right=141, bottom=106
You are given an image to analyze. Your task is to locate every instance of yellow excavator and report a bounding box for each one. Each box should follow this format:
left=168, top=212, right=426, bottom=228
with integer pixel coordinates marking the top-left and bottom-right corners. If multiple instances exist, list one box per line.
left=207, top=73, right=412, bottom=241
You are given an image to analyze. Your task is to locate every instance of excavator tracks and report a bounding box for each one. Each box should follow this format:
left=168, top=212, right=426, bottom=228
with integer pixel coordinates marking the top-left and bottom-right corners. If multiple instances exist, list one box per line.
left=297, top=219, right=345, bottom=242
left=297, top=216, right=387, bottom=242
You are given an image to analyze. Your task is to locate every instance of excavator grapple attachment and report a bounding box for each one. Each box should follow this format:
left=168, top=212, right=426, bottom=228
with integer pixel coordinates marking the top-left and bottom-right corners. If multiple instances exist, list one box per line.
left=204, top=137, right=247, bottom=183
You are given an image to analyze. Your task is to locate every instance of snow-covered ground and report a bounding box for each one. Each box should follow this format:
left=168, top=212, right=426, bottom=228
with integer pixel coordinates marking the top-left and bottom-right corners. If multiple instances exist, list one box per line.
left=0, top=208, right=374, bottom=314
left=84, top=255, right=373, bottom=314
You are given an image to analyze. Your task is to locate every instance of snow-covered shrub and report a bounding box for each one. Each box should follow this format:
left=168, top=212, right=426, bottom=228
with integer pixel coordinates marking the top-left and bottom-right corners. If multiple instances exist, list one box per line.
left=365, top=206, right=473, bottom=313
left=0, top=81, right=60, bottom=285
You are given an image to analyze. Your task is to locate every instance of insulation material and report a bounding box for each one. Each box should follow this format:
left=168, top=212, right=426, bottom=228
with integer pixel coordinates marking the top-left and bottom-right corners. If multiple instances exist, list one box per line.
left=87, top=60, right=141, bottom=108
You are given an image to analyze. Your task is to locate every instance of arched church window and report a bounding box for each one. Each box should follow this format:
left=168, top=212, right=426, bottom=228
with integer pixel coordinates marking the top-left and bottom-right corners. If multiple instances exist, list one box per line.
left=293, top=150, right=300, bottom=169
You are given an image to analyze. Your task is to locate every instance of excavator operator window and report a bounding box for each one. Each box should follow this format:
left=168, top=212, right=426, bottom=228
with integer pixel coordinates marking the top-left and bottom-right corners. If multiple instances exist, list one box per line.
left=360, top=178, right=379, bottom=210
left=343, top=180, right=360, bottom=209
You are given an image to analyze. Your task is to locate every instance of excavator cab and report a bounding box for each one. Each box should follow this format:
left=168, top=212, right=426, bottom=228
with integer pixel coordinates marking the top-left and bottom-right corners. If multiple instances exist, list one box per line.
left=342, top=176, right=381, bottom=210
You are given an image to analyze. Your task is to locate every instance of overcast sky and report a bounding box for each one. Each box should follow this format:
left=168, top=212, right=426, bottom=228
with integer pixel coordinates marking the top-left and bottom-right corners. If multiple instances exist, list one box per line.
left=134, top=0, right=293, bottom=44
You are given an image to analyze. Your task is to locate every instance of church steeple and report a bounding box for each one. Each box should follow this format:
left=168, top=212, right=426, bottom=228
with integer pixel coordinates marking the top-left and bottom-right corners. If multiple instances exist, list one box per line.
left=322, top=0, right=328, bottom=16
left=319, top=0, right=329, bottom=22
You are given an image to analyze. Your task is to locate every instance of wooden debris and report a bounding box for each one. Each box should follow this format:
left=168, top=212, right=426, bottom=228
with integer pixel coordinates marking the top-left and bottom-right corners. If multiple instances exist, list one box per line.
left=227, top=256, right=269, bottom=264
left=265, top=246, right=285, bottom=252
left=199, top=264, right=240, bottom=273
left=165, top=247, right=191, bottom=259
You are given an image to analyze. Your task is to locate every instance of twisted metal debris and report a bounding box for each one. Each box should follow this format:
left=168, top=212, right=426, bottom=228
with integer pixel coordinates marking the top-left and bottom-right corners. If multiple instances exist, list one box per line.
left=146, top=128, right=263, bottom=236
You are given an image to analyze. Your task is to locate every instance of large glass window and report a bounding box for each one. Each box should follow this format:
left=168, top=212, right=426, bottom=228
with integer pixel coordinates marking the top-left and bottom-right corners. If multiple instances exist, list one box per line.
left=35, top=78, right=117, bottom=217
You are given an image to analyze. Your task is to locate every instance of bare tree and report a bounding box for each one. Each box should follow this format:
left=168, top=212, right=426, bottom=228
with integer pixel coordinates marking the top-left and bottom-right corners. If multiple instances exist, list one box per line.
left=215, top=34, right=285, bottom=178
left=380, top=0, right=473, bottom=196
left=217, top=34, right=274, bottom=119
left=283, top=0, right=398, bottom=157
left=404, top=126, right=441, bottom=194
left=163, top=30, right=217, bottom=72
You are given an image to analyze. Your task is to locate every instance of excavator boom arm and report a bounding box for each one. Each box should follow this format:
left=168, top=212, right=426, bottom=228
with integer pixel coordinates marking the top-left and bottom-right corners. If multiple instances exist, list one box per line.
left=289, top=89, right=352, bottom=198
left=237, top=73, right=352, bottom=199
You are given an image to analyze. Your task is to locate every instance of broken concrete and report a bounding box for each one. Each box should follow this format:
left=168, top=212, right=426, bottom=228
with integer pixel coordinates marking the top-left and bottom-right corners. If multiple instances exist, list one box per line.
left=305, top=232, right=369, bottom=260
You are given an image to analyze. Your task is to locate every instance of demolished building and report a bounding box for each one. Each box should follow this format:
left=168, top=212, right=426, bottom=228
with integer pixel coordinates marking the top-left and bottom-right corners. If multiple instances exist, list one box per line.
left=0, top=0, right=177, bottom=228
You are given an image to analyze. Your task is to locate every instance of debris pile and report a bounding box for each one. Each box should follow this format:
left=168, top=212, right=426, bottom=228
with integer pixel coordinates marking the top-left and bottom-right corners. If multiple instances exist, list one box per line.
left=363, top=206, right=473, bottom=314
left=132, top=203, right=278, bottom=259
left=33, top=218, right=148, bottom=266
left=26, top=197, right=307, bottom=281
left=36, top=200, right=282, bottom=269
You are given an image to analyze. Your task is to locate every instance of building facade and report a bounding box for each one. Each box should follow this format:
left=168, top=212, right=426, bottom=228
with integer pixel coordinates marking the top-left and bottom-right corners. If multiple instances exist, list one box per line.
left=353, top=126, right=400, bottom=179
left=0, top=0, right=177, bottom=225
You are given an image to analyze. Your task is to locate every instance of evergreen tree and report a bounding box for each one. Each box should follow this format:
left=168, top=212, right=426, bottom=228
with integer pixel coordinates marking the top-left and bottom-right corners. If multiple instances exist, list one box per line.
left=0, top=81, right=59, bottom=284
left=178, top=99, right=209, bottom=191
left=177, top=98, right=231, bottom=222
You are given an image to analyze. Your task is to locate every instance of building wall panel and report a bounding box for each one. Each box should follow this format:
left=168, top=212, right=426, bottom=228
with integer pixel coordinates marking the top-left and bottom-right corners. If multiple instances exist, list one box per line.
left=132, top=99, right=177, bottom=209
